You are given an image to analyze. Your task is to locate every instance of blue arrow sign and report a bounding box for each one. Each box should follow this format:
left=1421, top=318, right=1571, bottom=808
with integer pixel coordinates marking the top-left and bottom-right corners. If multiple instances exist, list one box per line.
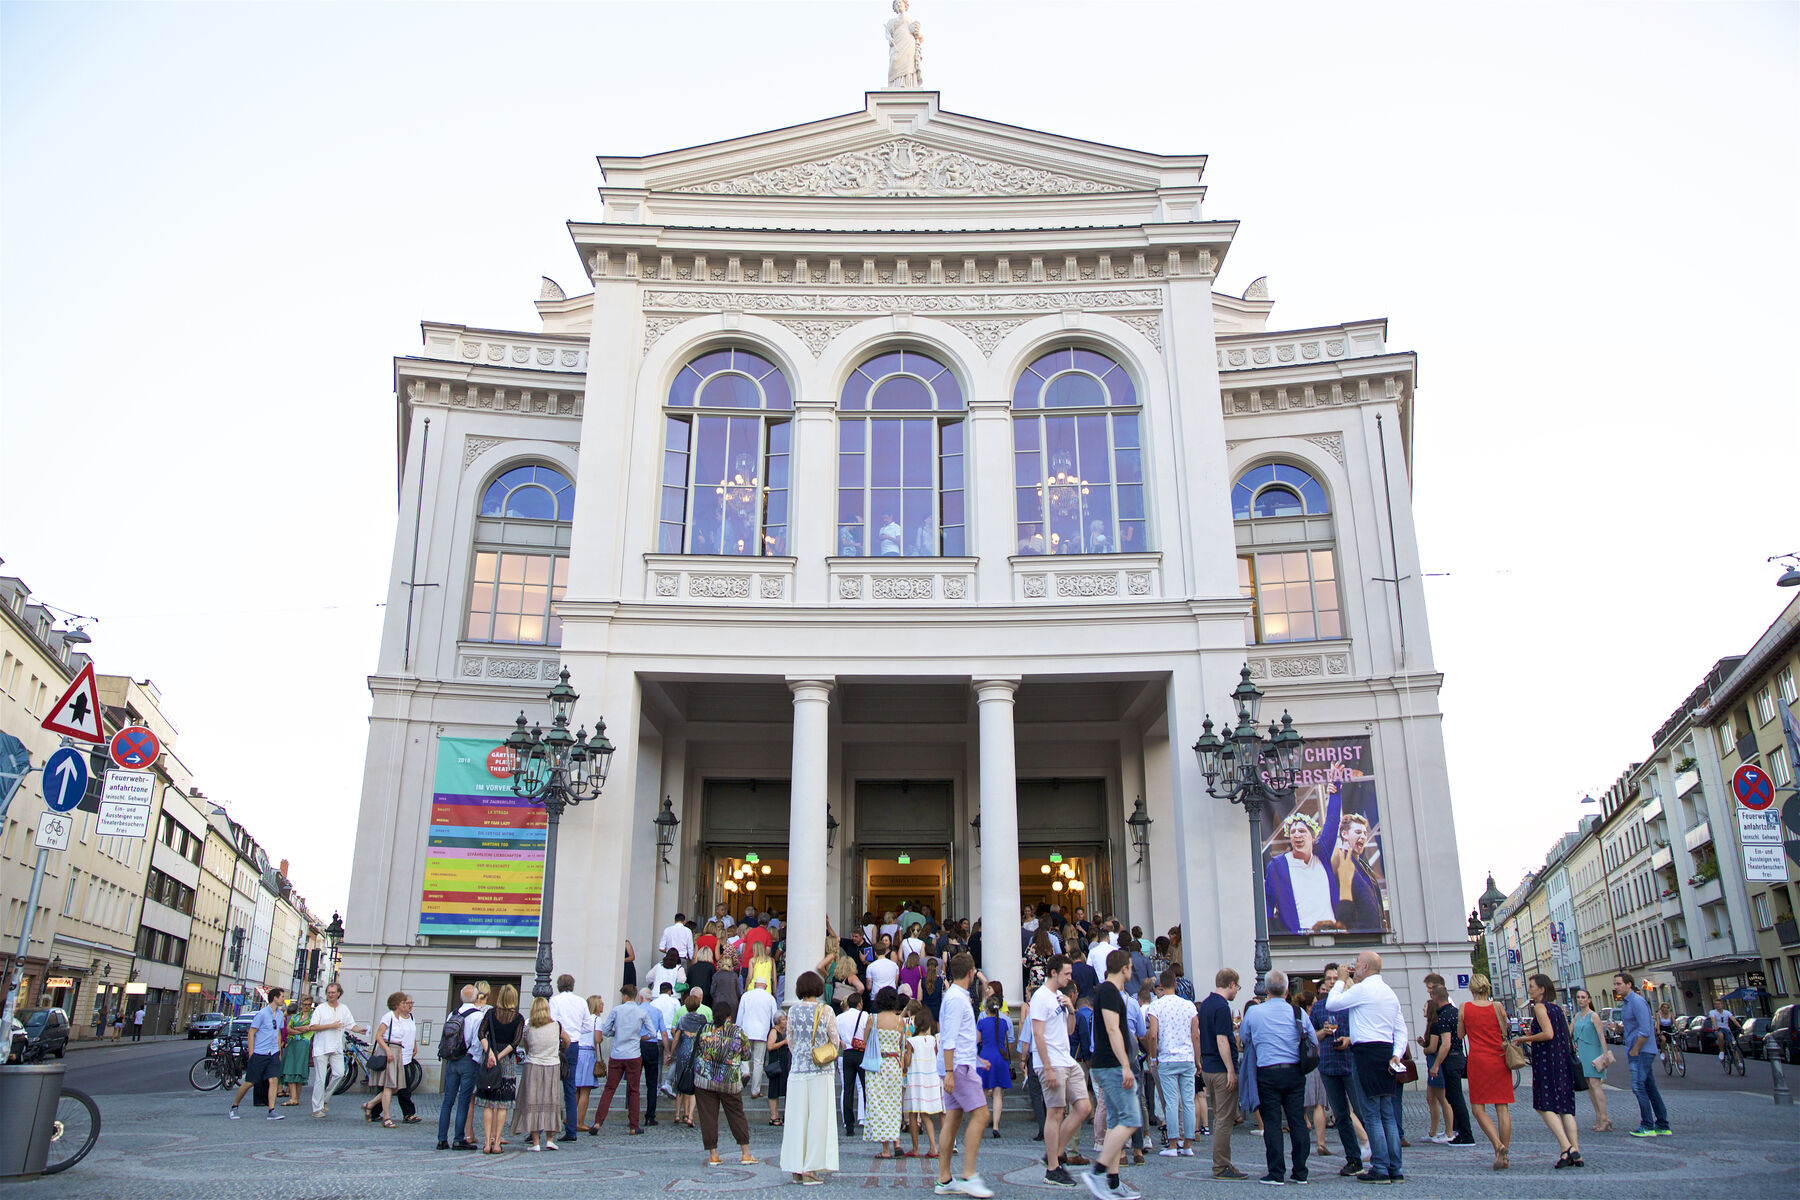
left=44, top=747, right=88, bottom=813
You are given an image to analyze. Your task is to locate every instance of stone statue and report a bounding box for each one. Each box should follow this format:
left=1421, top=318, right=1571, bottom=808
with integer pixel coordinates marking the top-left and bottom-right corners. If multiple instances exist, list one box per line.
left=886, top=0, right=923, bottom=89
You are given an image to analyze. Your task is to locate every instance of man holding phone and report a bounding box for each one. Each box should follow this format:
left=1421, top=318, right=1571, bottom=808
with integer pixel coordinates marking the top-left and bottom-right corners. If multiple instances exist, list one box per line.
left=1325, top=952, right=1409, bottom=1184
left=1311, top=964, right=1365, bottom=1175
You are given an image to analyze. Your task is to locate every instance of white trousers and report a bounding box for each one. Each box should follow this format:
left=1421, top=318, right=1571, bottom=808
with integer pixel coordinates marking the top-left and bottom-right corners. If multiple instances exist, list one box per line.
left=311, top=1051, right=345, bottom=1113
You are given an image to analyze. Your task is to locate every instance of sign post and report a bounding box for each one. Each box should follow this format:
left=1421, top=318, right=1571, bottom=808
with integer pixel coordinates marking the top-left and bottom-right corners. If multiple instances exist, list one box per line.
left=1734, top=763, right=1788, bottom=883
left=0, top=738, right=67, bottom=1044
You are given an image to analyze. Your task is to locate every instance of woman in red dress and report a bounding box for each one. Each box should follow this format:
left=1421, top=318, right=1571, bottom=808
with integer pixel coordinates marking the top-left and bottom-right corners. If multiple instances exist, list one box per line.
left=1457, top=974, right=1516, bottom=1170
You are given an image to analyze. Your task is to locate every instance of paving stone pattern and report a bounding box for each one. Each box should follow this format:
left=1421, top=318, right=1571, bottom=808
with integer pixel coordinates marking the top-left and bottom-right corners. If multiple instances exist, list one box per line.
left=18, top=1082, right=1797, bottom=1199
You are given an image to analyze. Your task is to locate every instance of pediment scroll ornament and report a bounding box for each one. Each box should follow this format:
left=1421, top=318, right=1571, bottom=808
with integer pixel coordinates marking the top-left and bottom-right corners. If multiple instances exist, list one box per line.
left=946, top=317, right=1032, bottom=356
left=775, top=318, right=858, bottom=358
left=462, top=436, right=504, bottom=468
left=672, top=138, right=1132, bottom=198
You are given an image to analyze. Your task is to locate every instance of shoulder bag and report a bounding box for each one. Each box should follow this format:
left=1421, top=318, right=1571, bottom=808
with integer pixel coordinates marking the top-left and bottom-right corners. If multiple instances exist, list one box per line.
left=1294, top=1006, right=1319, bottom=1076
left=809, top=1003, right=839, bottom=1067
left=1501, top=1006, right=1528, bottom=1071
left=851, top=1010, right=868, bottom=1052
left=366, top=1018, right=391, bottom=1075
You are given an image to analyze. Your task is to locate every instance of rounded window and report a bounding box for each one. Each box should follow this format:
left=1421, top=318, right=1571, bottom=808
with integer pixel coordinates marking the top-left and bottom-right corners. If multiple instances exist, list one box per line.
left=1011, top=347, right=1144, bottom=556
left=660, top=348, right=794, bottom=556
left=837, top=349, right=966, bottom=557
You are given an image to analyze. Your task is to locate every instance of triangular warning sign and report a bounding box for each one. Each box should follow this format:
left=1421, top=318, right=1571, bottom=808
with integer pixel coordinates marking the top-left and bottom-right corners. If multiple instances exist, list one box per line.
left=41, top=661, right=105, bottom=743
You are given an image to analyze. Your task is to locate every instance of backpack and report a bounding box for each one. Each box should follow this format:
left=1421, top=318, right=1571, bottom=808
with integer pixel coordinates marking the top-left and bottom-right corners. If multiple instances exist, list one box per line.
left=436, top=1005, right=471, bottom=1061
left=1073, top=1007, right=1095, bottom=1063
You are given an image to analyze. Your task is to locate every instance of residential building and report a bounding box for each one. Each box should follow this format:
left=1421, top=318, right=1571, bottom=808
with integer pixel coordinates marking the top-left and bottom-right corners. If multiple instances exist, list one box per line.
left=1568, top=818, right=1617, bottom=1003
left=189, top=801, right=233, bottom=1013
left=342, top=85, right=1470, bottom=1035
left=1696, top=593, right=1800, bottom=1013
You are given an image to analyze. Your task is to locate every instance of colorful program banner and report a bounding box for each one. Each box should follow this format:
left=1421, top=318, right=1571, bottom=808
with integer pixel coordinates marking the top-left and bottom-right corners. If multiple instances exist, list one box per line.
left=419, top=737, right=545, bottom=937
left=1260, top=735, right=1392, bottom=936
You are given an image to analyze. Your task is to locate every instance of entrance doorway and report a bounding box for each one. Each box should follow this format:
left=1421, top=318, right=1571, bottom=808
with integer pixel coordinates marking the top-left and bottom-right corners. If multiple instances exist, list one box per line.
left=698, top=780, right=794, bottom=923
left=715, top=853, right=789, bottom=923
left=1020, top=850, right=1109, bottom=915
left=862, top=852, right=948, bottom=924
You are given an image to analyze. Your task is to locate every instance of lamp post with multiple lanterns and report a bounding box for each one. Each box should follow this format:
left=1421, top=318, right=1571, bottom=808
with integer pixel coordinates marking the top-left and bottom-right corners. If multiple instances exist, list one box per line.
left=1192, top=664, right=1305, bottom=999
left=507, top=668, right=614, bottom=1001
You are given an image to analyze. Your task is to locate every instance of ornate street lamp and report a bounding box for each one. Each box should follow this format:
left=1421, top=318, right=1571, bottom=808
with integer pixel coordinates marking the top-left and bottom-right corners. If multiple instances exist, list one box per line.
left=1193, top=664, right=1305, bottom=997
left=1127, top=795, right=1153, bottom=875
left=507, top=667, right=614, bottom=999
left=827, top=804, right=840, bottom=852
left=655, top=795, right=680, bottom=881
left=1466, top=908, right=1485, bottom=940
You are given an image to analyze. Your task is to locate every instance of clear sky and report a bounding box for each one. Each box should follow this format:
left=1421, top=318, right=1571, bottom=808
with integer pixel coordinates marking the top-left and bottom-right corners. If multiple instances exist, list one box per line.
left=2, top=1, right=1796, bottom=924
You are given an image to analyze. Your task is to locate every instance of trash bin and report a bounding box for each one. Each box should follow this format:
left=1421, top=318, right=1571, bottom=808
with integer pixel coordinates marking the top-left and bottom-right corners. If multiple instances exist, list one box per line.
left=0, top=1062, right=66, bottom=1181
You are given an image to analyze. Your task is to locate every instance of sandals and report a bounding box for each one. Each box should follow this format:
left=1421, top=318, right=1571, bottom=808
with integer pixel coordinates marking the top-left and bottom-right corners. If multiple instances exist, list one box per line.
left=382, top=1119, right=397, bottom=1128
left=1494, top=1147, right=1509, bottom=1170
left=403, top=1116, right=422, bottom=1124
left=1569, top=1150, right=1584, bottom=1168
left=741, top=1156, right=760, bottom=1165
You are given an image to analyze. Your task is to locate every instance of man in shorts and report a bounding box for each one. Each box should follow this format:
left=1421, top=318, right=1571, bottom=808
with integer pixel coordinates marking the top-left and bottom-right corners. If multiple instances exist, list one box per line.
left=228, top=988, right=287, bottom=1121
left=1087, top=950, right=1144, bottom=1199
left=1033, top=955, right=1094, bottom=1187
left=935, top=953, right=995, bottom=1198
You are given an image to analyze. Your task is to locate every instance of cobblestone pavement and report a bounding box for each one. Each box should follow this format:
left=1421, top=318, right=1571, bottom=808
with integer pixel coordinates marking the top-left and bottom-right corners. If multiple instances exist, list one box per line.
left=17, top=1081, right=1797, bottom=1199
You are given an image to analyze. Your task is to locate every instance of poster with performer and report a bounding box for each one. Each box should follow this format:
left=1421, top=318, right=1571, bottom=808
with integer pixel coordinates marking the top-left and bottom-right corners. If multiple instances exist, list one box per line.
left=418, top=737, right=546, bottom=938
left=1261, top=735, right=1391, bottom=936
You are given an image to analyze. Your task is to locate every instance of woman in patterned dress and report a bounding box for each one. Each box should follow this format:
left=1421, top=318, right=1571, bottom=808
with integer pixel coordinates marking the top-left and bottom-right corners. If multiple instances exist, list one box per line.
left=862, top=987, right=909, bottom=1157
left=279, top=996, right=313, bottom=1106
left=1520, top=974, right=1582, bottom=1168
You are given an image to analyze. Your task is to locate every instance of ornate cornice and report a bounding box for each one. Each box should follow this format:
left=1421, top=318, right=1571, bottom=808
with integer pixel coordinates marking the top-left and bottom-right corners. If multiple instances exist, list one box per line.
left=643, top=287, right=1163, bottom=316
left=668, top=138, right=1134, bottom=198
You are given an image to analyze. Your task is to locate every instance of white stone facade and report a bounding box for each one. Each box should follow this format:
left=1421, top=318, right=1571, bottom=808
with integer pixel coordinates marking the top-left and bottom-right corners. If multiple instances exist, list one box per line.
left=344, top=92, right=1465, bottom=1030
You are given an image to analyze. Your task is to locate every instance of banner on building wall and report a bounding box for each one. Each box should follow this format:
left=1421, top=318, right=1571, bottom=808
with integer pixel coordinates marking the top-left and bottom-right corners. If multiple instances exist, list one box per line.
left=418, top=737, right=546, bottom=938
left=1260, top=735, right=1392, bottom=936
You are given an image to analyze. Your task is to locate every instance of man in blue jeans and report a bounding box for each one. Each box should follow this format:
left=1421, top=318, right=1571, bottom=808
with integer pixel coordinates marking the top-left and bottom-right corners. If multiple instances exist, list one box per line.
left=1613, top=972, right=1672, bottom=1137
left=436, top=986, right=482, bottom=1150
left=1326, top=951, right=1409, bottom=1184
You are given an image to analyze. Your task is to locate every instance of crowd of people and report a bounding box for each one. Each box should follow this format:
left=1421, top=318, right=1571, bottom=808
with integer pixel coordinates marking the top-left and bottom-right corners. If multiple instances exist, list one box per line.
left=219, top=902, right=1674, bottom=1193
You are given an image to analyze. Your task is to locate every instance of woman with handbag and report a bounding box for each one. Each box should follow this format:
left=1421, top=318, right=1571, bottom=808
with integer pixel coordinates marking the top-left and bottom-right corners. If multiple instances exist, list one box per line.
left=1571, top=988, right=1613, bottom=1132
left=575, top=994, right=605, bottom=1133
left=693, top=1001, right=759, bottom=1167
left=976, top=986, right=1014, bottom=1138
left=512, top=996, right=569, bottom=1151
left=672, top=992, right=710, bottom=1127
left=361, top=992, right=412, bottom=1127
left=474, top=985, right=524, bottom=1154
left=1520, top=975, right=1582, bottom=1168
left=779, top=970, right=843, bottom=1184
left=765, top=1013, right=792, bottom=1124
left=1456, top=974, right=1515, bottom=1169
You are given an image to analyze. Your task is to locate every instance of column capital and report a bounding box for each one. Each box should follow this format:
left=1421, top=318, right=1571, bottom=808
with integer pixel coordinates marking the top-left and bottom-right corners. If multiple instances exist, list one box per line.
left=787, top=677, right=836, bottom=702
left=972, top=677, right=1021, bottom=702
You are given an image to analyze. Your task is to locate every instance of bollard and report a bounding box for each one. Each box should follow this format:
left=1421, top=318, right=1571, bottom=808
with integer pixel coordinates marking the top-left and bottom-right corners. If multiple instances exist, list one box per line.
left=1771, top=1050, right=1792, bottom=1105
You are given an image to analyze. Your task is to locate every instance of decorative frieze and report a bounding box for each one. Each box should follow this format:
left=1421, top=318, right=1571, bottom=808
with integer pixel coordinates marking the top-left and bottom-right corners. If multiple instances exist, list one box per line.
left=456, top=652, right=561, bottom=685
left=1246, top=650, right=1352, bottom=681
left=669, top=138, right=1133, bottom=198
left=946, top=317, right=1033, bottom=356
left=643, top=288, right=1163, bottom=316
left=1055, top=573, right=1119, bottom=598
left=871, top=576, right=934, bottom=600
left=1012, top=555, right=1162, bottom=603
left=688, top=574, right=751, bottom=599
left=773, top=318, right=858, bottom=358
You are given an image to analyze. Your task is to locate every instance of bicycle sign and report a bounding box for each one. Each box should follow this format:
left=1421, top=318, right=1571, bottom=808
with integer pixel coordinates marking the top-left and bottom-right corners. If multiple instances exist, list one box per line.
left=1733, top=763, right=1775, bottom=811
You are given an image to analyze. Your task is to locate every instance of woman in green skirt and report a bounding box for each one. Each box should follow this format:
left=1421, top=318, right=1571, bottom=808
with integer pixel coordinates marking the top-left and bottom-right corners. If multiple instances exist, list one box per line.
left=280, top=995, right=315, bottom=1106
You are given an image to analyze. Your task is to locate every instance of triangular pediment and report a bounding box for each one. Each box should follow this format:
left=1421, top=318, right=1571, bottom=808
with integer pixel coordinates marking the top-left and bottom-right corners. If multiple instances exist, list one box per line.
left=598, top=92, right=1204, bottom=201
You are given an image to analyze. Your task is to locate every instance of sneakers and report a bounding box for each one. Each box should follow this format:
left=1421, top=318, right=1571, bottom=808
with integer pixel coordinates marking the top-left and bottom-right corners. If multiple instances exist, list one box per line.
left=1339, top=1162, right=1363, bottom=1176
left=1656, top=1126, right=1673, bottom=1136
left=1629, top=1126, right=1659, bottom=1138
left=1259, top=1175, right=1286, bottom=1186
left=1215, top=1166, right=1250, bottom=1181
left=1290, top=1172, right=1310, bottom=1184
left=1356, top=1172, right=1392, bottom=1185
left=1428, top=1133, right=1452, bottom=1144
left=1179, top=1147, right=1196, bottom=1157
left=1045, top=1166, right=1078, bottom=1188
left=1158, top=1148, right=1183, bottom=1158
left=1114, top=1179, right=1143, bottom=1199
left=227, top=1107, right=240, bottom=1120
left=958, top=1175, right=996, bottom=1199
left=266, top=1110, right=285, bottom=1121
left=1449, top=1136, right=1477, bottom=1146
left=1081, top=1170, right=1112, bottom=1200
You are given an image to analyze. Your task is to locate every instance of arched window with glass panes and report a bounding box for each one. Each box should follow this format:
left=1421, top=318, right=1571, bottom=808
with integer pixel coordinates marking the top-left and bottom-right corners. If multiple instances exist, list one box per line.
left=659, top=348, right=793, bottom=557
left=466, top=464, right=575, bottom=646
left=836, top=349, right=966, bottom=557
left=1231, top=462, right=1342, bottom=644
left=1011, top=348, right=1145, bottom=556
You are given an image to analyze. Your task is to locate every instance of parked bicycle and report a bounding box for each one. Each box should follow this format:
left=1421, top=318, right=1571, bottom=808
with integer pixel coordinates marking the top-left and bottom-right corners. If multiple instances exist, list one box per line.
left=190, top=1030, right=246, bottom=1091
left=329, top=1032, right=422, bottom=1096
left=42, top=1086, right=101, bottom=1174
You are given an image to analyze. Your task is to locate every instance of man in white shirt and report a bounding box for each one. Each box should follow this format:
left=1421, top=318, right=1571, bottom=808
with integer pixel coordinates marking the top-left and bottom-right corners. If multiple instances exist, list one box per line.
left=306, top=981, right=365, bottom=1116
left=547, top=973, right=588, bottom=1141
left=868, top=946, right=902, bottom=997
left=737, top=978, right=781, bottom=1098
left=659, top=913, right=695, bottom=963
left=1145, top=970, right=1200, bottom=1156
left=714, top=903, right=735, bottom=929
left=1032, top=955, right=1092, bottom=1187
left=937, top=952, right=995, bottom=1198
left=1325, top=952, right=1409, bottom=1183
left=836, top=993, right=871, bottom=1137
left=1086, top=928, right=1117, bottom=976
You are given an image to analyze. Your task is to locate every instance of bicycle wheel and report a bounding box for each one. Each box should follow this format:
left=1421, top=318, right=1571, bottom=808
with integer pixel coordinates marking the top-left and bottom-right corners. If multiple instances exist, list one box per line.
left=405, top=1061, right=423, bottom=1093
left=42, top=1087, right=100, bottom=1175
left=1663, top=1053, right=1672, bottom=1076
left=190, top=1056, right=225, bottom=1091
left=332, top=1058, right=362, bottom=1096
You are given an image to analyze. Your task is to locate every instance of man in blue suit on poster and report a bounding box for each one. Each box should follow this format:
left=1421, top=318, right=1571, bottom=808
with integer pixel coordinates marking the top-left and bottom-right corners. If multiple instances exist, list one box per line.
left=1265, top=774, right=1384, bottom=934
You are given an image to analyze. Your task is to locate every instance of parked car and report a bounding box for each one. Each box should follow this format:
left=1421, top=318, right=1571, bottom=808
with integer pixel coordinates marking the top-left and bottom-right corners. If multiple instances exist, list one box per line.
left=1763, top=1004, right=1799, bottom=1064
left=16, top=1007, right=71, bottom=1059
left=1738, top=1017, right=1771, bottom=1061
left=6, top=1016, right=27, bottom=1064
left=187, top=1012, right=227, bottom=1039
left=1682, top=1014, right=1722, bottom=1054
left=1599, top=1006, right=1623, bottom=1044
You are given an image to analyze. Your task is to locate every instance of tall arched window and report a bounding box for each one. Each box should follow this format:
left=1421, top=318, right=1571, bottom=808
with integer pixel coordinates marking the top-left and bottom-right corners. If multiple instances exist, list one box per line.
left=1232, top=462, right=1340, bottom=644
left=1011, top=348, right=1144, bottom=555
left=660, top=348, right=793, bottom=556
left=836, top=349, right=966, bottom=557
left=467, top=464, right=575, bottom=645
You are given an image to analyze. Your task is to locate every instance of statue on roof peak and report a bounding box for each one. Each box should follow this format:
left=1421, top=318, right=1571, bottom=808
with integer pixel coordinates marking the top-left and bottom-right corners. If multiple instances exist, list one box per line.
left=886, top=0, right=923, bottom=89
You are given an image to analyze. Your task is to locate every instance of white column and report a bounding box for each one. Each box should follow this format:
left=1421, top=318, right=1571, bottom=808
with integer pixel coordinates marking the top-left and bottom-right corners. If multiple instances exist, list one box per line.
left=786, top=678, right=835, bottom=999
left=968, top=399, right=1014, bottom=602
left=976, top=678, right=1024, bottom=1013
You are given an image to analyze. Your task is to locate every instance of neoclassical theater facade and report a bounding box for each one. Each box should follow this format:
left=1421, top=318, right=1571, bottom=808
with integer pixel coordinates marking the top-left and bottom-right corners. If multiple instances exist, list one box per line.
left=344, top=89, right=1466, bottom=1022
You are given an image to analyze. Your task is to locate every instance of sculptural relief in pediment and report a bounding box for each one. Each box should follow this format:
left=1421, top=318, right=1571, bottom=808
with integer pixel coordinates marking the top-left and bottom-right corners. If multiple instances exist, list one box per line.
left=669, top=138, right=1135, bottom=198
